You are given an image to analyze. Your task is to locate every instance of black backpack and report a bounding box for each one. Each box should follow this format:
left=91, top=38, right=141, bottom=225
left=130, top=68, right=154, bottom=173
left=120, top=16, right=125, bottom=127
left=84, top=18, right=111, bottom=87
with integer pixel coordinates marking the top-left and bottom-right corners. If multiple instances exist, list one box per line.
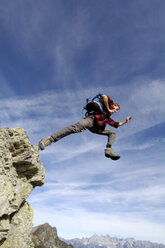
left=84, top=94, right=104, bottom=116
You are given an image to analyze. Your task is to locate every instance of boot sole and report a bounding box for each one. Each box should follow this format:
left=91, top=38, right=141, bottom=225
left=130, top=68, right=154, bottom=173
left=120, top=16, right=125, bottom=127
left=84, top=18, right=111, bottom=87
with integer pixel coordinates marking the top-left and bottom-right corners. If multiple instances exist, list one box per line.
left=105, top=153, right=120, bottom=160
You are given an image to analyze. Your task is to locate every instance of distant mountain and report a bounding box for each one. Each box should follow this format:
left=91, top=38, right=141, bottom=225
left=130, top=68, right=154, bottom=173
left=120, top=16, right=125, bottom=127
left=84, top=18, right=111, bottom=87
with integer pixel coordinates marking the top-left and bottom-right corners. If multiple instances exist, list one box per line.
left=32, top=223, right=73, bottom=248
left=62, top=234, right=165, bottom=248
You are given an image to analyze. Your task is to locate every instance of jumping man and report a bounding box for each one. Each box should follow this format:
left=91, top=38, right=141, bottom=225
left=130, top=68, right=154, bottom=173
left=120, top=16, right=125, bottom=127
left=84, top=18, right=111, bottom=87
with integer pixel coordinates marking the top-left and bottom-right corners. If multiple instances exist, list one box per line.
left=38, top=94, right=132, bottom=160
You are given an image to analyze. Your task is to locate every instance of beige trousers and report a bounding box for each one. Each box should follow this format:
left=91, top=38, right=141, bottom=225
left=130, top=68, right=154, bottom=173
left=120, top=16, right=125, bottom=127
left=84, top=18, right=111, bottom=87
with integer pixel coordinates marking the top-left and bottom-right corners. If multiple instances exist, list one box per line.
left=51, top=115, right=116, bottom=147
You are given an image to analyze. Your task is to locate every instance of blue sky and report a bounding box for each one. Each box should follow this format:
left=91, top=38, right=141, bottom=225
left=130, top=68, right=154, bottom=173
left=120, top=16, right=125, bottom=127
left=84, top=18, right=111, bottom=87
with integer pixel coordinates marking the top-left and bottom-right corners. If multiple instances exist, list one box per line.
left=0, top=0, right=165, bottom=244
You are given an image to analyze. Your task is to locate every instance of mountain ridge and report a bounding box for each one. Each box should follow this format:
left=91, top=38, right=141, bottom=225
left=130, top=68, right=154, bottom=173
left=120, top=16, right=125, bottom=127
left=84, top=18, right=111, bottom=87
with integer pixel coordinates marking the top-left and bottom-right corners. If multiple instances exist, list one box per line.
left=62, top=233, right=165, bottom=248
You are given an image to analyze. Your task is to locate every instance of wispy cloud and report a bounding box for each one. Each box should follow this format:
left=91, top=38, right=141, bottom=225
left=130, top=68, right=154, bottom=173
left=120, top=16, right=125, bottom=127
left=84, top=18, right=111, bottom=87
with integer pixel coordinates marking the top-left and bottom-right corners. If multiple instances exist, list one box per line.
left=0, top=72, right=16, bottom=98
left=30, top=182, right=165, bottom=214
left=0, top=80, right=164, bottom=137
left=32, top=205, right=165, bottom=244
left=29, top=171, right=165, bottom=243
left=2, top=0, right=165, bottom=92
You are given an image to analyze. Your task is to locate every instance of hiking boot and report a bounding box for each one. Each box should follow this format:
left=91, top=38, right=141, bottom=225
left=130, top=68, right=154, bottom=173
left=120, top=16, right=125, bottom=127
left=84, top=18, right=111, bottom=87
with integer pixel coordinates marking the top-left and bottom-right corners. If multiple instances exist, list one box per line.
left=38, top=136, right=54, bottom=150
left=105, top=147, right=120, bottom=160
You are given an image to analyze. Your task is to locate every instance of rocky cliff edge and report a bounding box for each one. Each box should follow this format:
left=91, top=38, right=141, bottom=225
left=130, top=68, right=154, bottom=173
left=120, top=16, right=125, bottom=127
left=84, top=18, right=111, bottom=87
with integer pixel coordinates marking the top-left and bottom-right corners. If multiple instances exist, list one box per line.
left=0, top=127, right=45, bottom=248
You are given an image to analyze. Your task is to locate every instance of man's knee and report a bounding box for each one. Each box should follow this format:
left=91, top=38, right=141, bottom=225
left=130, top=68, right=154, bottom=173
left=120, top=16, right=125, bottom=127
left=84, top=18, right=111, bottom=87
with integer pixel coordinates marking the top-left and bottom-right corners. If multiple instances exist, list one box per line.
left=111, top=130, right=116, bottom=136
left=108, top=130, right=116, bottom=141
left=105, top=129, right=116, bottom=137
left=71, top=123, right=85, bottom=133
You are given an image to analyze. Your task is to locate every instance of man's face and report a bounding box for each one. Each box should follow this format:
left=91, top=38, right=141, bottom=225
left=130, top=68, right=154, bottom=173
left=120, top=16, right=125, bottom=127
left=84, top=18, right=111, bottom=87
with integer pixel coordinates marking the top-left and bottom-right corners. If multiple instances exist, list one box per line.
left=113, top=105, right=120, bottom=112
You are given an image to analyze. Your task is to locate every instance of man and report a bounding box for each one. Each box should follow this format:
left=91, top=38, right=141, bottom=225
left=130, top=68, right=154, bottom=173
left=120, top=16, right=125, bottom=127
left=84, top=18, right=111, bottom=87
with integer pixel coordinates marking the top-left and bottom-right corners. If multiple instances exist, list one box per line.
left=39, top=94, right=132, bottom=160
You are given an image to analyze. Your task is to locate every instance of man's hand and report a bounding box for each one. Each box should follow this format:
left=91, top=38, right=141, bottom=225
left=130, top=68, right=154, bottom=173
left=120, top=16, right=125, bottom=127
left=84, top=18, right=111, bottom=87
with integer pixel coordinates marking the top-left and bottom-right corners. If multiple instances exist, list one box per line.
left=109, top=108, right=116, bottom=114
left=119, top=116, right=132, bottom=126
left=126, top=116, right=132, bottom=122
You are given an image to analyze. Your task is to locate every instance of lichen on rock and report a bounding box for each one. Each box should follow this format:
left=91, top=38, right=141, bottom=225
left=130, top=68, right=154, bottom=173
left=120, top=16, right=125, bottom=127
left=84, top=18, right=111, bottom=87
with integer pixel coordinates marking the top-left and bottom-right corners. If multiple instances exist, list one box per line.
left=0, top=127, right=45, bottom=247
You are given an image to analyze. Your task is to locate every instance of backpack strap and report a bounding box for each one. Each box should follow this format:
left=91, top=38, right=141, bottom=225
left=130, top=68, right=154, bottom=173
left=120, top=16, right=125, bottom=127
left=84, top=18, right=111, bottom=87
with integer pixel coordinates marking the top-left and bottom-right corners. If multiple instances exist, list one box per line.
left=92, top=93, right=102, bottom=101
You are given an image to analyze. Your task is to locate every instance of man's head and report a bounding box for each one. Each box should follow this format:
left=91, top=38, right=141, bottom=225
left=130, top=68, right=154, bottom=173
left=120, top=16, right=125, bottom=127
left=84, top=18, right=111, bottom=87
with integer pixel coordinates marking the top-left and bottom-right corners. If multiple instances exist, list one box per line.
left=111, top=103, right=120, bottom=113
left=114, top=103, right=120, bottom=110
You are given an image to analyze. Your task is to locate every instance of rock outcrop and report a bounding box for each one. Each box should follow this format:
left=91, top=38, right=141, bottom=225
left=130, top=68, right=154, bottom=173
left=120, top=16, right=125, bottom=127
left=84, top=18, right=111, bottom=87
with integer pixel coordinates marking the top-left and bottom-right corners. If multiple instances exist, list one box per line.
left=32, top=223, right=73, bottom=248
left=0, top=127, right=45, bottom=248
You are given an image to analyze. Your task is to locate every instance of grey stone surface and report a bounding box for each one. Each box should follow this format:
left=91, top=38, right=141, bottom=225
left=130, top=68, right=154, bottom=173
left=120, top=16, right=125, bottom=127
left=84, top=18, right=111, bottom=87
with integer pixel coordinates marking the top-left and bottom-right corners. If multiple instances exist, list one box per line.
left=0, top=127, right=45, bottom=247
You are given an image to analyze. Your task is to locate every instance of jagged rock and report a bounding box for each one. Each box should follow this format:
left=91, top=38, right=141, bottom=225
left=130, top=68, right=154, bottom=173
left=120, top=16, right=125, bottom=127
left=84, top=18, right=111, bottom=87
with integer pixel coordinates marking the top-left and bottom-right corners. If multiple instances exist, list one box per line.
left=0, top=127, right=45, bottom=247
left=32, top=223, right=73, bottom=248
left=1, top=202, right=34, bottom=248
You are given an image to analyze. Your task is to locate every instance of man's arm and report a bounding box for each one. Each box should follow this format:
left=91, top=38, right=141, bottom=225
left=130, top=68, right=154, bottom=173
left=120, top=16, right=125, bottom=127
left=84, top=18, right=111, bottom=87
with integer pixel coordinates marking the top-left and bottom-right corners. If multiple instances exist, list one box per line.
left=118, top=116, right=132, bottom=126
left=102, top=95, right=115, bottom=114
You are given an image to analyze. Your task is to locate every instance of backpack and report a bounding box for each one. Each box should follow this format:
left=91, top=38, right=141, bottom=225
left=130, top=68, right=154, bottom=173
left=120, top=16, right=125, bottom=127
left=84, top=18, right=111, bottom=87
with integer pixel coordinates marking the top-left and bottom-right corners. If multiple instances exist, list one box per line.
left=84, top=94, right=104, bottom=116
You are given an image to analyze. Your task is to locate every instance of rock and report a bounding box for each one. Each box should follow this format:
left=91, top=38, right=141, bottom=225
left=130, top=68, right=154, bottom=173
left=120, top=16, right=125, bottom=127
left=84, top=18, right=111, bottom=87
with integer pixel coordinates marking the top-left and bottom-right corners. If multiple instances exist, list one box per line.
left=1, top=202, right=34, bottom=248
left=32, top=223, right=73, bottom=248
left=0, top=127, right=45, bottom=247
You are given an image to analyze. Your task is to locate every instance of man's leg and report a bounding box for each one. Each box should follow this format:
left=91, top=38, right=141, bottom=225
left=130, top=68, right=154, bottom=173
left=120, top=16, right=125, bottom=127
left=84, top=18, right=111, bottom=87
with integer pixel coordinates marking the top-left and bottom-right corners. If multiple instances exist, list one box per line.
left=39, top=115, right=94, bottom=150
left=101, top=129, right=120, bottom=160
left=89, top=128, right=120, bottom=160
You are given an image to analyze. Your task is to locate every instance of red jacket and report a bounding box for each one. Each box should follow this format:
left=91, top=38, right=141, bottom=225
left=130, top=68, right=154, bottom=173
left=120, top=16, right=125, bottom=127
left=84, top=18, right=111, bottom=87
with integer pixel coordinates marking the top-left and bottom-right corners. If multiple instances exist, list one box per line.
left=94, top=95, right=119, bottom=129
